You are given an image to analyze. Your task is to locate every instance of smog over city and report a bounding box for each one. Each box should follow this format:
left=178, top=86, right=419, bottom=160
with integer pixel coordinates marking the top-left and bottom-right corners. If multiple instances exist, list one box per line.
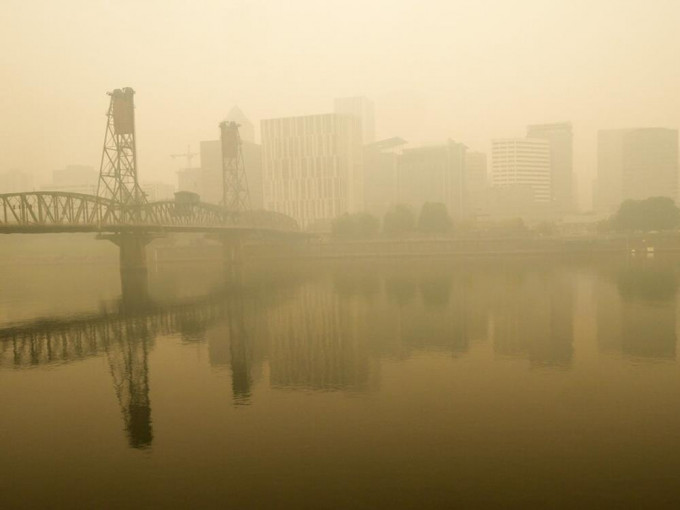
left=2, top=1, right=680, bottom=508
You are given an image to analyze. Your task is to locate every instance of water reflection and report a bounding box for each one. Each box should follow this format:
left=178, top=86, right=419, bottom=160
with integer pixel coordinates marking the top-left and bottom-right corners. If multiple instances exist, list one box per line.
left=107, top=325, right=152, bottom=448
left=267, top=284, right=375, bottom=391
left=598, top=261, right=678, bottom=360
left=490, top=269, right=574, bottom=367
left=4, top=257, right=680, bottom=451
left=0, top=270, right=236, bottom=449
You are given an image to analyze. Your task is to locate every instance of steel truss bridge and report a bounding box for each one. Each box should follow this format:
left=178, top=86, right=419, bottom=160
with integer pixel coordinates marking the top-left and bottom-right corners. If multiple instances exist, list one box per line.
left=0, top=191, right=298, bottom=235
left=1, top=87, right=299, bottom=238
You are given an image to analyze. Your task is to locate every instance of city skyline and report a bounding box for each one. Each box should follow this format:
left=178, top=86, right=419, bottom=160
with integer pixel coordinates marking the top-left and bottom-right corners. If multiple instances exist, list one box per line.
left=2, top=0, right=679, bottom=212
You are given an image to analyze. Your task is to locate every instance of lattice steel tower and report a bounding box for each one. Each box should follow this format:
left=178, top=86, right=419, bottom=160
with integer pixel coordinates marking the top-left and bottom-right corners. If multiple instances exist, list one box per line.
left=97, top=88, right=146, bottom=208
left=220, top=121, right=250, bottom=211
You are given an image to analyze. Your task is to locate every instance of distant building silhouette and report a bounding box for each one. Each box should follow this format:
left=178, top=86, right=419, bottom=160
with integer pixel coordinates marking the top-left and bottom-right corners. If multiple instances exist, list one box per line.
left=491, top=138, right=551, bottom=202
left=224, top=105, right=255, bottom=143
left=261, top=113, right=363, bottom=230
left=177, top=167, right=202, bottom=196
left=334, top=96, right=375, bottom=144
left=490, top=138, right=553, bottom=220
left=464, top=151, right=488, bottom=219
left=397, top=140, right=467, bottom=219
left=41, top=165, right=97, bottom=195
left=526, top=122, right=574, bottom=213
left=363, top=137, right=406, bottom=217
left=140, top=181, right=175, bottom=202
left=0, top=170, right=34, bottom=194
left=595, top=128, right=678, bottom=213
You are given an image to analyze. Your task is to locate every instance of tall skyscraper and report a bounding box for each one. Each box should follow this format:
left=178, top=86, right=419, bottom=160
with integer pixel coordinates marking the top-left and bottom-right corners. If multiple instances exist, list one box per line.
left=334, top=96, right=375, bottom=144
left=397, top=141, right=467, bottom=219
left=261, top=113, right=363, bottom=229
left=526, top=122, right=573, bottom=212
left=596, top=128, right=679, bottom=213
left=491, top=138, right=551, bottom=203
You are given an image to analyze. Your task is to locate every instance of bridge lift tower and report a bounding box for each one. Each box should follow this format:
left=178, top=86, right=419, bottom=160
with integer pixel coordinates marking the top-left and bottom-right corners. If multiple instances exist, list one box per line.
left=220, top=121, right=250, bottom=212
left=97, top=87, right=147, bottom=209
left=219, top=121, right=250, bottom=266
left=97, top=87, right=150, bottom=274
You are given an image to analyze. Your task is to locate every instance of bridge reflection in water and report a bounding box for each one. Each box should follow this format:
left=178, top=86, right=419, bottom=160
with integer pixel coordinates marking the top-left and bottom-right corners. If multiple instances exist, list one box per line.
left=2, top=259, right=678, bottom=450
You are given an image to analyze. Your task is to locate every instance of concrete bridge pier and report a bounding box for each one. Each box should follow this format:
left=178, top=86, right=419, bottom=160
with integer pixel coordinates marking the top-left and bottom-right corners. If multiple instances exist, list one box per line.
left=100, top=233, right=152, bottom=302
left=119, top=234, right=151, bottom=272
left=220, top=234, right=245, bottom=267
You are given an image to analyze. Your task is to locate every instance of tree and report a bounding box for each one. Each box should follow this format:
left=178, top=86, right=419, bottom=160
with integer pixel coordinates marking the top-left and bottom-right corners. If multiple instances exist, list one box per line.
left=331, top=212, right=379, bottom=238
left=383, top=204, right=416, bottom=236
left=612, top=197, right=680, bottom=232
left=417, top=202, right=452, bottom=233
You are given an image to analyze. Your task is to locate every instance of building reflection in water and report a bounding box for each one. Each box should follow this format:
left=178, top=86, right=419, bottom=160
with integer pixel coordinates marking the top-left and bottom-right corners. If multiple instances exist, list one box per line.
left=488, top=267, right=574, bottom=367
left=598, top=262, right=678, bottom=360
left=266, top=284, right=376, bottom=392
left=0, top=259, right=593, bottom=450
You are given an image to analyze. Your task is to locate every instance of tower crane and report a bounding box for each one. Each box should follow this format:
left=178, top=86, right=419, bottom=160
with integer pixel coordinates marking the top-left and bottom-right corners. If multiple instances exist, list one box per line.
left=170, top=145, right=198, bottom=169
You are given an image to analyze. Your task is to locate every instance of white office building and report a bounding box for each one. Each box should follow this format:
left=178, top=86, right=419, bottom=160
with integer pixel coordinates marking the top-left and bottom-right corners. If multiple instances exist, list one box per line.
left=261, top=113, right=363, bottom=230
left=491, top=138, right=551, bottom=203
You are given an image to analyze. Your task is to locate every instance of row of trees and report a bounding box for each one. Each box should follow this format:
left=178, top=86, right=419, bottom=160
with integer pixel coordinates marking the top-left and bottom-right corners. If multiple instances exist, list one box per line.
left=332, top=196, right=680, bottom=239
left=604, top=196, right=680, bottom=233
left=331, top=202, right=453, bottom=238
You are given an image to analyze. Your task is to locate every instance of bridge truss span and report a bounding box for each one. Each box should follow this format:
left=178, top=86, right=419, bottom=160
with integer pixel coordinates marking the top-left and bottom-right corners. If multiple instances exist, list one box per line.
left=0, top=191, right=299, bottom=234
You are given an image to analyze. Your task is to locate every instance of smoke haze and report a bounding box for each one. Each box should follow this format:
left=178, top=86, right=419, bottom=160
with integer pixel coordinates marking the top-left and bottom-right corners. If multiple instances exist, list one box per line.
left=2, top=0, right=679, bottom=210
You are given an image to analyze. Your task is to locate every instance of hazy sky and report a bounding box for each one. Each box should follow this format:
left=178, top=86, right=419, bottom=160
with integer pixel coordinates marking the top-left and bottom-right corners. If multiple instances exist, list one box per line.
left=2, top=0, right=679, bottom=209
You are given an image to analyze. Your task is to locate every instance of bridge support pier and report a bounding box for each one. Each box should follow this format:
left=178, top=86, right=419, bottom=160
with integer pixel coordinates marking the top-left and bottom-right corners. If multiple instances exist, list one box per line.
left=100, top=233, right=152, bottom=303
left=220, top=234, right=245, bottom=267
left=119, top=234, right=151, bottom=272
left=101, top=232, right=152, bottom=272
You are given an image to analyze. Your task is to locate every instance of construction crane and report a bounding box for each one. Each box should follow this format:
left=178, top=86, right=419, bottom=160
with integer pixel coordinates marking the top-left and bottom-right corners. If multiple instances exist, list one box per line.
left=170, top=145, right=198, bottom=169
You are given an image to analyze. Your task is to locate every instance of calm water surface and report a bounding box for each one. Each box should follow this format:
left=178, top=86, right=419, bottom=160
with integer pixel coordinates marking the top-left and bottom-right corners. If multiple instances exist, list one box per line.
left=2, top=251, right=680, bottom=508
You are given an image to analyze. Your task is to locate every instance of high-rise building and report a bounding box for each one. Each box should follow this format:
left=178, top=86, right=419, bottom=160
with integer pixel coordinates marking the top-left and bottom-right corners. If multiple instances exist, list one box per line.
left=261, top=113, right=363, bottom=230
left=596, top=128, right=678, bottom=213
left=334, top=96, right=375, bottom=144
left=464, top=151, right=488, bottom=218
left=397, top=141, right=467, bottom=219
left=491, top=138, right=551, bottom=203
left=526, top=122, right=573, bottom=212
left=363, top=137, right=406, bottom=218
left=177, top=167, right=202, bottom=196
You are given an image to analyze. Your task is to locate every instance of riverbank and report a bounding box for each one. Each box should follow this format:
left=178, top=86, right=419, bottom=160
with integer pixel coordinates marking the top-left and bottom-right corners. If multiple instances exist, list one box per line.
left=237, top=232, right=680, bottom=261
